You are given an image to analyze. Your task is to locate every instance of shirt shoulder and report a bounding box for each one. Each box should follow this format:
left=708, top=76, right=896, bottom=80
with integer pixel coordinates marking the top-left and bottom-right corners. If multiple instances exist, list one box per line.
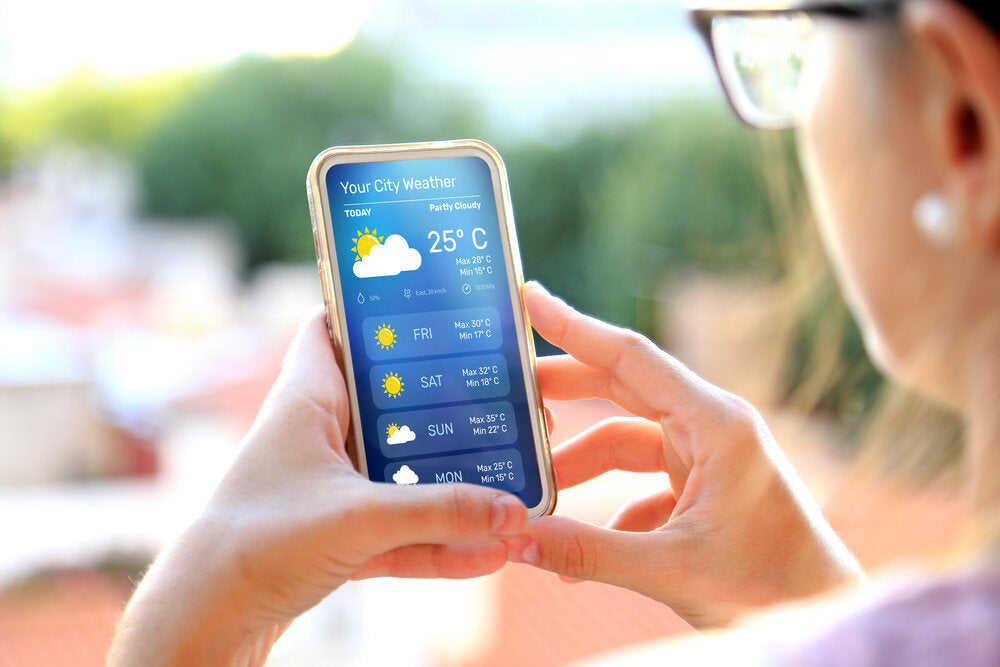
left=572, top=564, right=1000, bottom=667
left=762, top=565, right=1000, bottom=667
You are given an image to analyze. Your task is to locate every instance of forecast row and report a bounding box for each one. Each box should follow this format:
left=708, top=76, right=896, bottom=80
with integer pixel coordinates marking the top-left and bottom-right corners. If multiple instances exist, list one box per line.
left=369, top=353, right=509, bottom=410
left=384, top=448, right=525, bottom=493
left=361, top=305, right=502, bottom=361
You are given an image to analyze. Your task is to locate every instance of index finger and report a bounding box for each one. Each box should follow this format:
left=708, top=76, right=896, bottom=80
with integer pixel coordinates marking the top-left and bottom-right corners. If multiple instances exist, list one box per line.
left=537, top=355, right=658, bottom=419
left=552, top=416, right=670, bottom=488
left=523, top=282, right=701, bottom=417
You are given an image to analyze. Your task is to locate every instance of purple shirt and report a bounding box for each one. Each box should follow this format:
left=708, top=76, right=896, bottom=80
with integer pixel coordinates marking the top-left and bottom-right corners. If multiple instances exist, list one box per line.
left=767, top=567, right=1000, bottom=666
left=574, top=565, right=1000, bottom=666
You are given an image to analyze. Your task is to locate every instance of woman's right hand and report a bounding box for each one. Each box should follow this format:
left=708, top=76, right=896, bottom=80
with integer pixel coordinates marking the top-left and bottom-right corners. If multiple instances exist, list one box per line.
left=508, top=282, right=864, bottom=628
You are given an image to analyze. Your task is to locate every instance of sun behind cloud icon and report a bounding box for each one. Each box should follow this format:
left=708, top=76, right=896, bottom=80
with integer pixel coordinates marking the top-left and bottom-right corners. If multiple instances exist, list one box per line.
left=352, top=233, right=422, bottom=278
left=374, top=323, right=397, bottom=350
left=351, top=227, right=384, bottom=260
left=392, top=464, right=419, bottom=485
left=386, top=423, right=416, bottom=445
left=381, top=371, right=404, bottom=398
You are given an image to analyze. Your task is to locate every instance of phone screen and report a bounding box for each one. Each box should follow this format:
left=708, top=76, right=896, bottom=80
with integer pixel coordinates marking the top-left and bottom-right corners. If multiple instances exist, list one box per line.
left=323, top=153, right=546, bottom=509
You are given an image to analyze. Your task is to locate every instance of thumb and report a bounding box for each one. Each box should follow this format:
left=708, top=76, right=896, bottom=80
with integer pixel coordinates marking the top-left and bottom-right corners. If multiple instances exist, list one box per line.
left=260, top=306, right=349, bottom=430
left=507, top=516, right=668, bottom=592
left=362, top=483, right=528, bottom=554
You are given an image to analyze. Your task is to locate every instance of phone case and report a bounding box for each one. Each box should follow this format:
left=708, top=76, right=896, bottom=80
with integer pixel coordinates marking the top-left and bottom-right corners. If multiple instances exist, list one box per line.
left=306, top=140, right=556, bottom=517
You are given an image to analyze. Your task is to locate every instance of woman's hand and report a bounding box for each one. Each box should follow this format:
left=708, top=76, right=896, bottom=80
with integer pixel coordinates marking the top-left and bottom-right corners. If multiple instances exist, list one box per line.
left=108, top=308, right=528, bottom=666
left=507, top=282, right=863, bottom=628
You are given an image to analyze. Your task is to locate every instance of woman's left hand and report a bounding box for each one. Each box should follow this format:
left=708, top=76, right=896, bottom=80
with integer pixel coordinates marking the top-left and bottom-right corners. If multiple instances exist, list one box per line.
left=505, top=283, right=863, bottom=628
left=108, top=308, right=528, bottom=666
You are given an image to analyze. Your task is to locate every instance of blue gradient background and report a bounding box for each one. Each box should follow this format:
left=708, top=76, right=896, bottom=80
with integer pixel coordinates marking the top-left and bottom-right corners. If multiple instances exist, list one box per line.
left=325, top=155, right=542, bottom=507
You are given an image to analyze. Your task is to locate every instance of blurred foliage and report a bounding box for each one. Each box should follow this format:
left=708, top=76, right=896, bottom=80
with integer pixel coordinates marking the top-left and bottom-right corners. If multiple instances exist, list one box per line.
left=136, top=42, right=481, bottom=267
left=126, top=42, right=784, bottom=324
left=0, top=69, right=197, bottom=161
left=0, top=120, right=12, bottom=174
left=2, top=40, right=947, bottom=454
left=508, top=103, right=782, bottom=334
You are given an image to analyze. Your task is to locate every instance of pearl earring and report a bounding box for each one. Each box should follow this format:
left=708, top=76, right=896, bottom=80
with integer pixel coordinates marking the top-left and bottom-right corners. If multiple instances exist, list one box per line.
left=913, top=192, right=960, bottom=246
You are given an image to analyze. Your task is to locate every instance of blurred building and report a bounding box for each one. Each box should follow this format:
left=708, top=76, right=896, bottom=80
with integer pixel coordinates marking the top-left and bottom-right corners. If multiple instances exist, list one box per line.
left=0, top=146, right=323, bottom=605
left=1, top=148, right=217, bottom=482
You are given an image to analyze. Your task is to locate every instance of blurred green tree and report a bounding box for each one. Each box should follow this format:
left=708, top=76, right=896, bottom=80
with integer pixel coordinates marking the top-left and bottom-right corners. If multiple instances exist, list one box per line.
left=0, top=113, right=13, bottom=174
left=137, top=43, right=481, bottom=267
left=509, top=102, right=782, bottom=333
left=0, top=38, right=958, bottom=467
left=0, top=69, right=196, bottom=159
left=0, top=45, right=889, bottom=440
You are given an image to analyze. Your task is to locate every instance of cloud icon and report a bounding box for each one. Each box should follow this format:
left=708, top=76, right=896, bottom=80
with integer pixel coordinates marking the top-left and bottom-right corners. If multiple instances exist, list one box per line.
left=386, top=424, right=417, bottom=445
left=353, top=234, right=422, bottom=278
left=392, top=464, right=419, bottom=485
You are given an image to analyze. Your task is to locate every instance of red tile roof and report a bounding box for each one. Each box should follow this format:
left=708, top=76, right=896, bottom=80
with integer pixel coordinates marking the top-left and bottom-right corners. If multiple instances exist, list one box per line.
left=0, top=571, right=130, bottom=667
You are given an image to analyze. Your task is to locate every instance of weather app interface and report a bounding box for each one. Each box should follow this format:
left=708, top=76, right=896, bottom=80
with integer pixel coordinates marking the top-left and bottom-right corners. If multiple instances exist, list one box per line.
left=326, top=155, right=542, bottom=507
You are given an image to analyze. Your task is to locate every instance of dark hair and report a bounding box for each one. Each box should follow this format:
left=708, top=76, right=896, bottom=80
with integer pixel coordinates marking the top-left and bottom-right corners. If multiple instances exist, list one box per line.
left=956, top=2, right=1000, bottom=31
left=919, top=1, right=998, bottom=33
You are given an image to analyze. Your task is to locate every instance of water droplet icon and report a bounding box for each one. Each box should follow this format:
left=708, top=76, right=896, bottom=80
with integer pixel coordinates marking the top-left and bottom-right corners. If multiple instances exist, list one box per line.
left=357, top=293, right=365, bottom=304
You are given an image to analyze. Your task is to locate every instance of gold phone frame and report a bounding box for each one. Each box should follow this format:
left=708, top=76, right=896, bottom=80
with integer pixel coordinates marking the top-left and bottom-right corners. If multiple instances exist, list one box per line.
left=306, top=139, right=556, bottom=517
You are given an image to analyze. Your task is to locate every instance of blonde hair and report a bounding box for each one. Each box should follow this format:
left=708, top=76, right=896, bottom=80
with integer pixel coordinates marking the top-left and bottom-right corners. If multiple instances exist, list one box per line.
left=756, top=130, right=971, bottom=562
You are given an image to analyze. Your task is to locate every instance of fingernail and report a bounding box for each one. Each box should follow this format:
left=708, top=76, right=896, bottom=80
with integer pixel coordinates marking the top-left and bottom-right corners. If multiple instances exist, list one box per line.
left=524, top=280, right=548, bottom=294
left=520, top=540, right=540, bottom=565
left=506, top=538, right=539, bottom=565
left=491, top=495, right=526, bottom=537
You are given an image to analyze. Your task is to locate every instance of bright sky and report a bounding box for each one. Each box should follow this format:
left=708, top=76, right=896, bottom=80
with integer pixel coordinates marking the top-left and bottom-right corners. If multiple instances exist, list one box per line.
left=0, top=0, right=713, bottom=138
left=0, top=0, right=371, bottom=88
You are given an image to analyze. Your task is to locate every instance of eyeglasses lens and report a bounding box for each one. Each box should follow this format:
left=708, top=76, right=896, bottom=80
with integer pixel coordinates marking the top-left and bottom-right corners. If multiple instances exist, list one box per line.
left=711, top=13, right=814, bottom=128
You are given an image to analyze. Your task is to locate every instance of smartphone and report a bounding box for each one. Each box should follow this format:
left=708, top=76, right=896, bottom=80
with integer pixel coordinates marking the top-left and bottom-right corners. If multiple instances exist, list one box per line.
left=306, top=140, right=556, bottom=517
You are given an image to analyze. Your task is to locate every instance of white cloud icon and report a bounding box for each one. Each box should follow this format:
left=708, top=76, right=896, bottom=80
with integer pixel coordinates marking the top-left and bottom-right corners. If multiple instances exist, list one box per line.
left=386, top=424, right=417, bottom=445
left=392, top=464, right=419, bottom=485
left=353, top=234, right=422, bottom=278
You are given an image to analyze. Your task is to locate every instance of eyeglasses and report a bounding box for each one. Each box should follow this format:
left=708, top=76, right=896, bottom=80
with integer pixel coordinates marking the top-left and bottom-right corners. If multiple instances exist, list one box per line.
left=688, top=2, right=899, bottom=129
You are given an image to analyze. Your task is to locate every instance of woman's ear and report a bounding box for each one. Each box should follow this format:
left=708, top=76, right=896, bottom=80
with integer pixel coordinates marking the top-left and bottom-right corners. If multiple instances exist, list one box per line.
left=905, top=0, right=1000, bottom=251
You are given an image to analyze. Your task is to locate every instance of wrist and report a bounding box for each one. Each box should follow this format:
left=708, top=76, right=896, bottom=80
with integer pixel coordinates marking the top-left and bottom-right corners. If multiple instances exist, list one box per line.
left=109, top=516, right=280, bottom=666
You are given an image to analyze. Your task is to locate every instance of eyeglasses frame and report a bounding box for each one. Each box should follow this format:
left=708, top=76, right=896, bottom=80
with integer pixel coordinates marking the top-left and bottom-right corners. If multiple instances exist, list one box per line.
left=687, top=1, right=901, bottom=129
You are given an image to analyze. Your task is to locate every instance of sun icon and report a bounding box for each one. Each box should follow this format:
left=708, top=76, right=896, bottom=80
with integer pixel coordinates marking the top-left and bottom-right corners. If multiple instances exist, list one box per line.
left=374, top=323, right=397, bottom=350
left=386, top=423, right=399, bottom=437
left=351, top=227, right=384, bottom=261
left=381, top=371, right=404, bottom=398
